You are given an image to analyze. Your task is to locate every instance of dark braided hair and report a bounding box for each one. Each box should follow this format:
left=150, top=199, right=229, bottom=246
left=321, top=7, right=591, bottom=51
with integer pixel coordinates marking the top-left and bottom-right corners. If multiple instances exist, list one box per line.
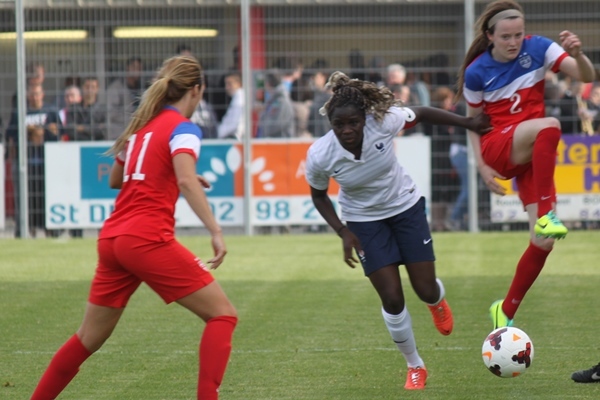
left=320, top=71, right=401, bottom=122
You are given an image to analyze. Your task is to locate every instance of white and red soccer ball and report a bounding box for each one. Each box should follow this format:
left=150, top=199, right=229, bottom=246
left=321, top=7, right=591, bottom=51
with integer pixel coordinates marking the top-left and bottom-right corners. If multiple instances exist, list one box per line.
left=482, top=327, right=534, bottom=378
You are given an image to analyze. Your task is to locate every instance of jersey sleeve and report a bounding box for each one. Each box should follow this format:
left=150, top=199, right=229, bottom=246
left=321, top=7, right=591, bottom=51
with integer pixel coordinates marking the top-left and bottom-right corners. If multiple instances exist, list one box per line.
left=535, top=36, right=569, bottom=73
left=463, top=63, right=484, bottom=108
left=305, top=144, right=330, bottom=191
left=169, top=121, right=202, bottom=160
left=116, top=149, right=126, bottom=165
left=382, top=107, right=411, bottom=134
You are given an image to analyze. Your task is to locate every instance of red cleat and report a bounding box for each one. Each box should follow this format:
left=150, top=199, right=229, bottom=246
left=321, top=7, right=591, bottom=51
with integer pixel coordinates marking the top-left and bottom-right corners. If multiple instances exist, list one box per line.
left=427, top=298, right=454, bottom=335
left=404, top=366, right=427, bottom=390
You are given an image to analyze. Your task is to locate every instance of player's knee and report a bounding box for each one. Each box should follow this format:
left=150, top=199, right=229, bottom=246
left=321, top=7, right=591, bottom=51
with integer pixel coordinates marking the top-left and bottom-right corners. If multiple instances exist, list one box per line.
left=202, top=302, right=237, bottom=322
left=543, top=117, right=562, bottom=132
left=381, top=295, right=405, bottom=315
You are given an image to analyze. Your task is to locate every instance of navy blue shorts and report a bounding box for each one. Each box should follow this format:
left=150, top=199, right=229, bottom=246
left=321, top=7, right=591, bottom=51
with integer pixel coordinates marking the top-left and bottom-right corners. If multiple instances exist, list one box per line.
left=347, top=197, right=435, bottom=276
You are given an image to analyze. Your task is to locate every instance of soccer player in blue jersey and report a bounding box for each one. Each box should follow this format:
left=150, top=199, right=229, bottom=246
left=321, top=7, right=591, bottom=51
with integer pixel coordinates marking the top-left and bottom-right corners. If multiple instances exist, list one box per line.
left=456, top=0, right=595, bottom=330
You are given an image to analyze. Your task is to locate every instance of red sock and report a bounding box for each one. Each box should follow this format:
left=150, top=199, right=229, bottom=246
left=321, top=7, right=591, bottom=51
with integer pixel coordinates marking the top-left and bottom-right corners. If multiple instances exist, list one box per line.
left=532, top=127, right=561, bottom=217
left=31, top=334, right=92, bottom=400
left=502, top=243, right=551, bottom=319
left=198, top=316, right=238, bottom=400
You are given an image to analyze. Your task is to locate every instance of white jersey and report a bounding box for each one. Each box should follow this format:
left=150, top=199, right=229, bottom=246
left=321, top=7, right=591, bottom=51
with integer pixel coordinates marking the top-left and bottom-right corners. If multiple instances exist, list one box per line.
left=305, top=107, right=421, bottom=222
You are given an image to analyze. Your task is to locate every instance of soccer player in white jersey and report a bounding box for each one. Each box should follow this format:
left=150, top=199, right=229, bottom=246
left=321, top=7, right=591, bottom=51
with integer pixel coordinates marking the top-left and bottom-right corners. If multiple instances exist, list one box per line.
left=305, top=71, right=491, bottom=391
left=456, top=0, right=595, bottom=331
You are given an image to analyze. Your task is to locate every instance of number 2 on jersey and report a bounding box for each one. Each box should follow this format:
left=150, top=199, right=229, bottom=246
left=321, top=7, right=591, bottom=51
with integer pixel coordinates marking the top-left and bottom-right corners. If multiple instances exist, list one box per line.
left=509, top=93, right=522, bottom=114
left=123, top=131, right=153, bottom=182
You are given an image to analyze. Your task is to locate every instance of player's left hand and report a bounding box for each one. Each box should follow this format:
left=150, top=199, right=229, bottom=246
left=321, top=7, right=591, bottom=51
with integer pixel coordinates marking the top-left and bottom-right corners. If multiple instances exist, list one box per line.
left=559, top=31, right=583, bottom=58
left=197, top=175, right=212, bottom=189
left=207, top=232, right=227, bottom=269
left=468, top=112, right=493, bottom=136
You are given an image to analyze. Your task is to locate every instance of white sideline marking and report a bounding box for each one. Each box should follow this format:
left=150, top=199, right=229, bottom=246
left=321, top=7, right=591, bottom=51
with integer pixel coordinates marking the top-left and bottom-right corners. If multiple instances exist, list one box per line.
left=14, top=346, right=510, bottom=356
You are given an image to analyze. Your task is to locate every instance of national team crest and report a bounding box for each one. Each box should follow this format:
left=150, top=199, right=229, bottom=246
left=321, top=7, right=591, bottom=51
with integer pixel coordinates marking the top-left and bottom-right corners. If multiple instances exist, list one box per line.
left=518, top=53, right=532, bottom=69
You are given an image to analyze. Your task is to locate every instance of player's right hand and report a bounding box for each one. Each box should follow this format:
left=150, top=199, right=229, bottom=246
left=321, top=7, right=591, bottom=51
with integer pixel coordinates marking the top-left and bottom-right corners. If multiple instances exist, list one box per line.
left=479, top=164, right=507, bottom=195
left=340, top=229, right=363, bottom=269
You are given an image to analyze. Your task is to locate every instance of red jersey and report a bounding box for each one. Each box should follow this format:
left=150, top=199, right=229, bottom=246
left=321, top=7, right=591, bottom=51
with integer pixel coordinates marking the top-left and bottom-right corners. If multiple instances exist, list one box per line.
left=100, top=106, right=202, bottom=241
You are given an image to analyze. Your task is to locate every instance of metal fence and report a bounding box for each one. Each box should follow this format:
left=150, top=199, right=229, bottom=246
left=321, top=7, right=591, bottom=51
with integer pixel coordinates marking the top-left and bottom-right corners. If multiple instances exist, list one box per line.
left=1, top=0, right=599, bottom=238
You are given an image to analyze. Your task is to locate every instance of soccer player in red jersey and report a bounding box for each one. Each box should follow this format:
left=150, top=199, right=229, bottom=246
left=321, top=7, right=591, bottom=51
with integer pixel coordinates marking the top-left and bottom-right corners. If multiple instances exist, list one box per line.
left=31, top=56, right=237, bottom=400
left=456, top=0, right=595, bottom=329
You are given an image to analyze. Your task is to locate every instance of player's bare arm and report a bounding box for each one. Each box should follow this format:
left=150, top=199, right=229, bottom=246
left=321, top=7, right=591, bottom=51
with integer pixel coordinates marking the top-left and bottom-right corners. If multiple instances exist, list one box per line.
left=174, top=152, right=226, bottom=269
left=557, top=31, right=595, bottom=83
left=408, top=106, right=492, bottom=135
left=108, top=161, right=124, bottom=189
left=466, top=105, right=507, bottom=196
left=310, top=186, right=363, bottom=269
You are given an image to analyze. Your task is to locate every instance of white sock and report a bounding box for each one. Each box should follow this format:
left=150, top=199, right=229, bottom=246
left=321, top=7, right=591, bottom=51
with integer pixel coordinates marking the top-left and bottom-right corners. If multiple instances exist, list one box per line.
left=427, top=278, right=446, bottom=306
left=381, top=307, right=424, bottom=368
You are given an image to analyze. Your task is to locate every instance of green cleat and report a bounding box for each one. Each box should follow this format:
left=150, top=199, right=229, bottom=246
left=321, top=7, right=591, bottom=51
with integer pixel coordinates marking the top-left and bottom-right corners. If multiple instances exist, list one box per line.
left=534, top=211, right=568, bottom=239
left=489, top=300, right=513, bottom=330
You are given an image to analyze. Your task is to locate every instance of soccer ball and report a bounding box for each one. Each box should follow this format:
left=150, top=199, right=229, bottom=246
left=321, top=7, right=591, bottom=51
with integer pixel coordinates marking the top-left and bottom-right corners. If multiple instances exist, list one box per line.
left=481, top=327, right=534, bottom=378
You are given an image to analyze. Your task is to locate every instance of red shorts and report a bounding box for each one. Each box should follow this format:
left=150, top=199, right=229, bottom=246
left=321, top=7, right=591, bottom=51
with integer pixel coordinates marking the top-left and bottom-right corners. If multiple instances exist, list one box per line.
left=89, top=236, right=214, bottom=308
left=481, top=126, right=556, bottom=207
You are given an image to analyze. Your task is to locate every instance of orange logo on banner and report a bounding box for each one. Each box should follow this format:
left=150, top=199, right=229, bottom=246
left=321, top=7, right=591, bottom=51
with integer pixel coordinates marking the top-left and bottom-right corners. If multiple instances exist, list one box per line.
left=235, top=142, right=339, bottom=196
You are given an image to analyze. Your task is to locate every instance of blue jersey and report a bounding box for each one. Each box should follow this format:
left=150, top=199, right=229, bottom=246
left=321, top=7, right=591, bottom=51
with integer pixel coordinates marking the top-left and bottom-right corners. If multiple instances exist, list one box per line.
left=463, top=35, right=567, bottom=128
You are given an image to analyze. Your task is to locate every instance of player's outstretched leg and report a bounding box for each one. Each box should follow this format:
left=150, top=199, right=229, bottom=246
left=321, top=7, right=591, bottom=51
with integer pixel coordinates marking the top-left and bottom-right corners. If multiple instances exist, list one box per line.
left=30, top=334, right=92, bottom=400
left=198, top=315, right=238, bottom=400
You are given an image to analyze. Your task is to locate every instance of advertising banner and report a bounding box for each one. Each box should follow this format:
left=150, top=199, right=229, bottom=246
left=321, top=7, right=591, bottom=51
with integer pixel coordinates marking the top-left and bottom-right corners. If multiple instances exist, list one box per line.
left=45, top=137, right=431, bottom=228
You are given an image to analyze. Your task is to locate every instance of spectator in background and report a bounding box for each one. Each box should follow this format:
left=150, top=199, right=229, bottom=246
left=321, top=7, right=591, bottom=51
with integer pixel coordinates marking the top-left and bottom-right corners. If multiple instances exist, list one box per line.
left=217, top=72, right=245, bottom=140
left=59, top=85, right=83, bottom=137
left=60, top=79, right=107, bottom=142
left=11, top=61, right=45, bottom=110
left=211, top=46, right=240, bottom=122
left=432, top=87, right=469, bottom=231
left=405, top=62, right=431, bottom=107
left=422, top=87, right=461, bottom=232
left=581, top=84, right=600, bottom=134
left=57, top=76, right=82, bottom=109
left=272, top=55, right=303, bottom=95
left=24, top=124, right=47, bottom=237
left=291, top=73, right=314, bottom=138
left=385, top=63, right=407, bottom=89
left=190, top=75, right=219, bottom=139
left=6, top=83, right=61, bottom=238
left=77, top=77, right=108, bottom=141
left=256, top=71, right=295, bottom=138
left=106, top=57, right=144, bottom=140
left=308, top=69, right=332, bottom=137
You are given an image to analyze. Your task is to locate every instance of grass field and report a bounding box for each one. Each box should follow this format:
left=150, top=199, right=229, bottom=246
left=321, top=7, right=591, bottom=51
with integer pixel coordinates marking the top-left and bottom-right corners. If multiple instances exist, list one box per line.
left=1, top=231, right=600, bottom=400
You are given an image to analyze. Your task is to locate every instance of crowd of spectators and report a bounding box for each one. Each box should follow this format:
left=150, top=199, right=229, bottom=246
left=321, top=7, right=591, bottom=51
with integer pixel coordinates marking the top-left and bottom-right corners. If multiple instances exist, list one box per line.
left=1, top=47, right=599, bottom=237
